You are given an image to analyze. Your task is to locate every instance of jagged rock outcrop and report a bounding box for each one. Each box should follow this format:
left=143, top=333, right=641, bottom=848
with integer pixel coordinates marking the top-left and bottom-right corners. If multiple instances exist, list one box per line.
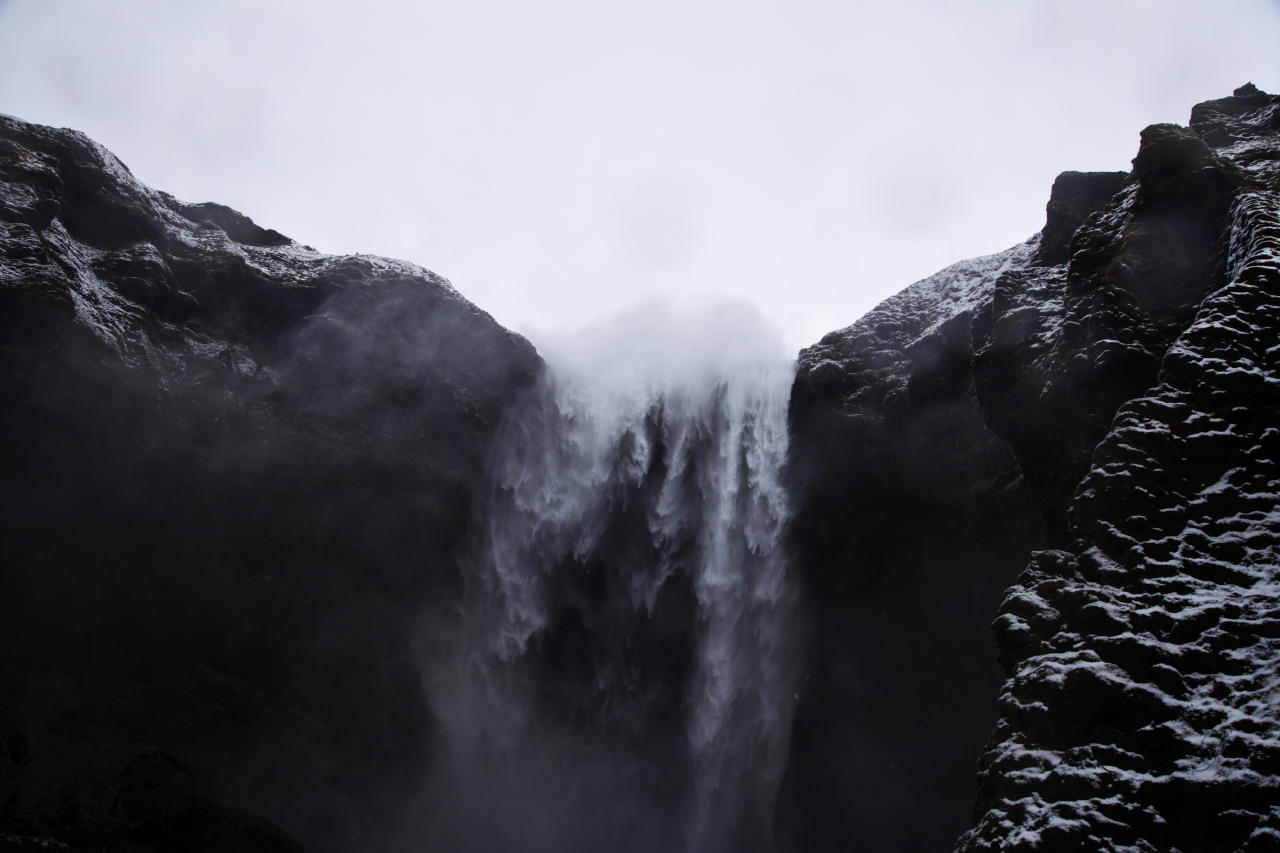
left=959, top=84, right=1280, bottom=853
left=0, top=115, right=539, bottom=851
left=781, top=84, right=1280, bottom=851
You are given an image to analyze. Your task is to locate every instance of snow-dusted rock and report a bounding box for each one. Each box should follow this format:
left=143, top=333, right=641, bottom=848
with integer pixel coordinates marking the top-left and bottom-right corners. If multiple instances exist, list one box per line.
left=961, top=132, right=1280, bottom=850
left=781, top=84, right=1280, bottom=852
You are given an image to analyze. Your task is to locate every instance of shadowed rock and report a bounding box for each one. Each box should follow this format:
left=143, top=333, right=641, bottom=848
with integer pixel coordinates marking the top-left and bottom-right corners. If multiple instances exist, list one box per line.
left=779, top=85, right=1280, bottom=853
left=0, top=113, right=539, bottom=852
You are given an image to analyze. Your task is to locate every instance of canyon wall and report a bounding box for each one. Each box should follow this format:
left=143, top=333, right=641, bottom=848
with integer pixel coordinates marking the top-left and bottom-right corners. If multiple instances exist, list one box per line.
left=0, top=114, right=538, bottom=851
left=2, top=83, right=1277, bottom=852
left=781, top=84, right=1280, bottom=851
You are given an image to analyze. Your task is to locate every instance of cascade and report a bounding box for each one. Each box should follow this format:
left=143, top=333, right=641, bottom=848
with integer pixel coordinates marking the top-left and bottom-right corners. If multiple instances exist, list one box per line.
left=428, top=299, right=799, bottom=853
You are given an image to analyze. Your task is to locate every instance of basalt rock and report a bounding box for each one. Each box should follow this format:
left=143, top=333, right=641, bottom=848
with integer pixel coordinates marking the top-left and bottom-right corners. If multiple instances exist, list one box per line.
left=1035, top=171, right=1128, bottom=266
left=781, top=85, right=1280, bottom=852
left=959, top=84, right=1280, bottom=853
left=0, top=114, right=540, bottom=852
left=780, top=241, right=1046, bottom=852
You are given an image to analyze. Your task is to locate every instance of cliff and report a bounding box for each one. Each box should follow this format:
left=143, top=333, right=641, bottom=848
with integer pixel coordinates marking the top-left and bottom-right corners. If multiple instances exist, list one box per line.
left=781, top=84, right=1280, bottom=851
left=961, top=85, right=1280, bottom=852
left=4, top=83, right=1278, bottom=853
left=0, top=114, right=539, bottom=851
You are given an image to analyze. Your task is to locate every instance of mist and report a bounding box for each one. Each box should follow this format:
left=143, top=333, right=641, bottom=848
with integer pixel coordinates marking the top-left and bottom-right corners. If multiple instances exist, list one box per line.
left=408, top=297, right=799, bottom=852
left=532, top=295, right=792, bottom=398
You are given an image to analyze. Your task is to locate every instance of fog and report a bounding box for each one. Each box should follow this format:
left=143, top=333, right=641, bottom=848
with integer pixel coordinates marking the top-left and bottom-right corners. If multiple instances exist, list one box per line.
left=415, top=297, right=798, bottom=852
left=535, top=295, right=791, bottom=399
left=1, top=0, right=1276, bottom=350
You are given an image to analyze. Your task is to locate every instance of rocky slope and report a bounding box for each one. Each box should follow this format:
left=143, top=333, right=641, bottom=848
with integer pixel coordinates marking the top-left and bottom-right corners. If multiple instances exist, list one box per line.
left=782, top=84, right=1280, bottom=851
left=0, top=115, right=539, bottom=851
left=960, top=86, right=1280, bottom=853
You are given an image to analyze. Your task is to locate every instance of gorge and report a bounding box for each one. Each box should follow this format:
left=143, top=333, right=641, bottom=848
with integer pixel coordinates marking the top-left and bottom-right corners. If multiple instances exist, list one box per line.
left=2, top=84, right=1279, bottom=852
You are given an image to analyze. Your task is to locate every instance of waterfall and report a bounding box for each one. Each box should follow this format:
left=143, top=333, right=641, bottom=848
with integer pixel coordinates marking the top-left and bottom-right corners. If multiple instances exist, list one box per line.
left=428, top=298, right=799, bottom=853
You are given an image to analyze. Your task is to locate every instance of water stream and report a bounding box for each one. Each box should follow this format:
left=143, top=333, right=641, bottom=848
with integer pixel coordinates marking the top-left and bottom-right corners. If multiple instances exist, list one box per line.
left=428, top=299, right=799, bottom=853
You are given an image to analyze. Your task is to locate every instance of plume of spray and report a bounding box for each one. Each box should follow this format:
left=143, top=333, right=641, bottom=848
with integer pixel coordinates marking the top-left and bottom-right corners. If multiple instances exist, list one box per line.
left=425, top=294, right=800, bottom=853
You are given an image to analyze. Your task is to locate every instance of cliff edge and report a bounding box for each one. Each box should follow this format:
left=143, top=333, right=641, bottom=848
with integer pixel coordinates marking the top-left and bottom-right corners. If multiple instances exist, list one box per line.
left=0, top=114, right=540, bottom=851
left=781, top=84, right=1280, bottom=851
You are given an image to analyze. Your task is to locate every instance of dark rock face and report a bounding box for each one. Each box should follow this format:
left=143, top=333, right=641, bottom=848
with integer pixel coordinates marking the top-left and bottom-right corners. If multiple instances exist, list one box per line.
left=0, top=115, right=539, bottom=851
left=780, top=85, right=1280, bottom=851
left=1036, top=171, right=1128, bottom=266
left=779, top=246, right=1047, bottom=852
left=976, top=121, right=1245, bottom=545
left=959, top=87, right=1280, bottom=852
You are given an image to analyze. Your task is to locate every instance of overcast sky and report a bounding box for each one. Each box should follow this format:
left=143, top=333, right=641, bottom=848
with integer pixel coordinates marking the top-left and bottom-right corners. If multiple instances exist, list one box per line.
left=1, top=1, right=1277, bottom=352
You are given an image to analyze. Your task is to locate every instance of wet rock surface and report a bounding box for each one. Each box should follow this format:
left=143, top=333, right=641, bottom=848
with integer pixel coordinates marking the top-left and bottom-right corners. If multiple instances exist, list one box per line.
left=959, top=86, right=1280, bottom=852
left=0, top=115, right=539, bottom=852
left=781, top=85, right=1280, bottom=851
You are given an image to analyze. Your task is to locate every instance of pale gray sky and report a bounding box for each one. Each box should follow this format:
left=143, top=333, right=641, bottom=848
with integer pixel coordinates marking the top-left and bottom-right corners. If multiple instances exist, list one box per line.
left=1, top=0, right=1277, bottom=351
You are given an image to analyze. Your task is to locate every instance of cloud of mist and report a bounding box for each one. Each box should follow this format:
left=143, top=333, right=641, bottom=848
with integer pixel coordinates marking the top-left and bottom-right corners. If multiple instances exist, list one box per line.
left=412, top=293, right=799, bottom=853
left=531, top=294, right=792, bottom=398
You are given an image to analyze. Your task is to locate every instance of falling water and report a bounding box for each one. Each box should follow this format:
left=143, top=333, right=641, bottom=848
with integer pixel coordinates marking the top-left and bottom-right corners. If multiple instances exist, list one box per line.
left=428, top=299, right=799, bottom=853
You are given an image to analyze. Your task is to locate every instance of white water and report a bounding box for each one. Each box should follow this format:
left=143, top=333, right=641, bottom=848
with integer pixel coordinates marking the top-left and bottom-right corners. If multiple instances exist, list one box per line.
left=430, top=297, right=799, bottom=853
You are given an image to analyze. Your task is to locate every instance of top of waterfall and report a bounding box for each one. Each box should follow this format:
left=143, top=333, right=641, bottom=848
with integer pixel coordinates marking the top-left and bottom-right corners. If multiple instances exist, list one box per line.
left=531, top=294, right=795, bottom=395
